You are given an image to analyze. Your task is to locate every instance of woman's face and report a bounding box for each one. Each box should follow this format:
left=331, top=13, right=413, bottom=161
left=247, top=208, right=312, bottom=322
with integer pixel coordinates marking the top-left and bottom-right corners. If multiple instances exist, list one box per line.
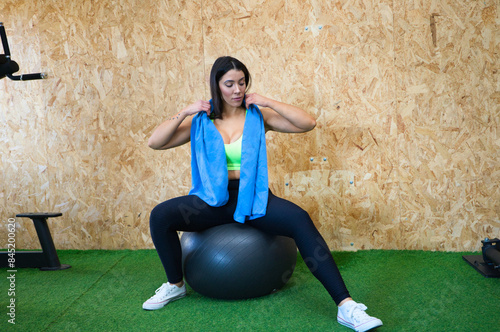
left=218, top=69, right=246, bottom=109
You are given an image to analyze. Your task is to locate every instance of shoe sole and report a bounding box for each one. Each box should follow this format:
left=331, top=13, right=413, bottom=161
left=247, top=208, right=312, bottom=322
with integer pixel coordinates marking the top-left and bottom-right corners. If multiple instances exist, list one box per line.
left=143, top=292, right=187, bottom=311
left=337, top=316, right=383, bottom=332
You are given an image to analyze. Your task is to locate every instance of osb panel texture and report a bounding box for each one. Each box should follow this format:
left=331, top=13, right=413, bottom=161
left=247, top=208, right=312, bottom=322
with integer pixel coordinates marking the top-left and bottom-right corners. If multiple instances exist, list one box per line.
left=0, top=0, right=498, bottom=251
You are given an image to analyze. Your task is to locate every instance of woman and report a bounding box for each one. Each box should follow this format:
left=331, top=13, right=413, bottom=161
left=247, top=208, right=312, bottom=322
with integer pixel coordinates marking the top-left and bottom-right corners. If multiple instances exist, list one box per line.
left=145, top=56, right=382, bottom=332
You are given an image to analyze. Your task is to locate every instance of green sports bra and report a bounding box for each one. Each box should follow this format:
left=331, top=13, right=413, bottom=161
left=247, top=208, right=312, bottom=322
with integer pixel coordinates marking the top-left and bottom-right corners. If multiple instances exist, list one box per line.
left=211, top=119, right=243, bottom=171
left=224, top=135, right=242, bottom=171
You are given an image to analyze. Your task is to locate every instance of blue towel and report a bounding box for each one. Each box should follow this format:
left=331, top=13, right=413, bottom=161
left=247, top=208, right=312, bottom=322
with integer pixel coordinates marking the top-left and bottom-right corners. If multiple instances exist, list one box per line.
left=189, top=103, right=268, bottom=222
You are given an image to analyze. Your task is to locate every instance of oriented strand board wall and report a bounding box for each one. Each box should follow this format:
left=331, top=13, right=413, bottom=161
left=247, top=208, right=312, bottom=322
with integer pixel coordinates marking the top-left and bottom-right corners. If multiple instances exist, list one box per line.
left=0, top=0, right=498, bottom=251
left=394, top=1, right=499, bottom=250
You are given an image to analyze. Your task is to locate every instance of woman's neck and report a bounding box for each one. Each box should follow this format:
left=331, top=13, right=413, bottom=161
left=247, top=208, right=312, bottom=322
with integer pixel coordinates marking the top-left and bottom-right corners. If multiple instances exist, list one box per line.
left=222, top=105, right=245, bottom=118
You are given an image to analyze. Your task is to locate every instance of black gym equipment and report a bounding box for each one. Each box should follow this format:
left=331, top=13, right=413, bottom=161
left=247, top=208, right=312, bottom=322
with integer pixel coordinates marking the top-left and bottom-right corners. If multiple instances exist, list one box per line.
left=1, top=213, right=71, bottom=270
left=463, top=238, right=500, bottom=278
left=0, top=22, right=47, bottom=81
left=181, top=223, right=297, bottom=300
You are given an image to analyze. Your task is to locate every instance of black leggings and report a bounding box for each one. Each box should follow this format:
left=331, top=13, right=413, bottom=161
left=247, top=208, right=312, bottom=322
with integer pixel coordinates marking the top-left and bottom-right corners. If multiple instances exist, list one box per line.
left=149, top=180, right=351, bottom=305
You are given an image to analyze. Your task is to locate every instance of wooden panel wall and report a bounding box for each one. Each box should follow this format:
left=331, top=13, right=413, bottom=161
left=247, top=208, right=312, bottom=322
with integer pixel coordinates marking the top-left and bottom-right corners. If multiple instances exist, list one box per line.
left=0, top=0, right=498, bottom=251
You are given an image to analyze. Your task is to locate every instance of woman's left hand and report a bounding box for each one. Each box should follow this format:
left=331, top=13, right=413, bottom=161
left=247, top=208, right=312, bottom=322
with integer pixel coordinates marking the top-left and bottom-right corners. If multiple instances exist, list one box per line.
left=245, top=93, right=272, bottom=109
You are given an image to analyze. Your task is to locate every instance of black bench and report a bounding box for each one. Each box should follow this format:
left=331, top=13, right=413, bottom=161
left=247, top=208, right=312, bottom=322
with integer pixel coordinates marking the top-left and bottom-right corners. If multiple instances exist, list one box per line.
left=1, top=212, right=71, bottom=270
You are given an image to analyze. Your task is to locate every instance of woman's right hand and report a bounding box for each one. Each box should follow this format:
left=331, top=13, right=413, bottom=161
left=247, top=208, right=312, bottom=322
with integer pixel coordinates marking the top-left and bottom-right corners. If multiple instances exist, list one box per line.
left=148, top=100, right=211, bottom=150
left=182, top=100, right=211, bottom=117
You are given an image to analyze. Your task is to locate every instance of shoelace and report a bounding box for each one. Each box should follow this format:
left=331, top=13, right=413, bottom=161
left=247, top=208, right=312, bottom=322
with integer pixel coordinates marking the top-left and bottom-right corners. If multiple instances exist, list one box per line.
left=349, top=303, right=370, bottom=323
left=151, top=284, right=174, bottom=300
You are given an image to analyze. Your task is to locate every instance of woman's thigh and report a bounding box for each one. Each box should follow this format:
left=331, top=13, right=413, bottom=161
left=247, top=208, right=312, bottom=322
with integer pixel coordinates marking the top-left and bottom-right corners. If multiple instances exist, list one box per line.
left=150, top=194, right=237, bottom=232
left=247, top=192, right=318, bottom=238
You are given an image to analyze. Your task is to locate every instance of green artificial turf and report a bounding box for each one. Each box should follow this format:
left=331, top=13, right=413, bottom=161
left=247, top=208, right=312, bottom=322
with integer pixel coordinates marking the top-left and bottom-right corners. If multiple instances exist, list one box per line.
left=1, top=250, right=499, bottom=331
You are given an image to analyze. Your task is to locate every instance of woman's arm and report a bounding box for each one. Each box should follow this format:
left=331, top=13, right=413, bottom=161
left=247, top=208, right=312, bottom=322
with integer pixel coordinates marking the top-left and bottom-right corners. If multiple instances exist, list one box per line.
left=148, top=100, right=211, bottom=150
left=245, top=93, right=316, bottom=133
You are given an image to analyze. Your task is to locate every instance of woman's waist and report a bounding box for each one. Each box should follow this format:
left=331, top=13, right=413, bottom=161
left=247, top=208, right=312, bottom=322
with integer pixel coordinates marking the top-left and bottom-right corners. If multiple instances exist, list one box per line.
left=228, top=178, right=240, bottom=190
left=227, top=179, right=272, bottom=197
left=228, top=169, right=240, bottom=181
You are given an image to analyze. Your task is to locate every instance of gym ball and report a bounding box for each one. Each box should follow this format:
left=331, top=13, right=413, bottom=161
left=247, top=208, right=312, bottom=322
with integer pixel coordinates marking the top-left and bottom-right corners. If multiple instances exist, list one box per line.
left=180, top=223, right=297, bottom=300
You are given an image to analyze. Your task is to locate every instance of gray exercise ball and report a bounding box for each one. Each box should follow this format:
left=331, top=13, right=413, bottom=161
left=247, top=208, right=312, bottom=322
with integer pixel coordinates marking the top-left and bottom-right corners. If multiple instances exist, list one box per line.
left=181, top=223, right=297, bottom=300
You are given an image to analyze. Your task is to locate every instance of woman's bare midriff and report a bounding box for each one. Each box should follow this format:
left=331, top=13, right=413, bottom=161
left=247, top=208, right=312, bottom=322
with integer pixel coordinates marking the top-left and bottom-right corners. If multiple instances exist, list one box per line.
left=228, top=170, right=240, bottom=180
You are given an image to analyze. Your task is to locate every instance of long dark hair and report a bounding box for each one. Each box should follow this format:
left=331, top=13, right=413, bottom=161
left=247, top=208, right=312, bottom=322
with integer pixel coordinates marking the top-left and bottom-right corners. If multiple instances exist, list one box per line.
left=209, top=56, right=251, bottom=119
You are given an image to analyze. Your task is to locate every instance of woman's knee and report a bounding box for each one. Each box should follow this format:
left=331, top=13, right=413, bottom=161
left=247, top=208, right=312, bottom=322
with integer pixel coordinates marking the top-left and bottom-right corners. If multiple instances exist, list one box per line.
left=282, top=206, right=324, bottom=239
left=280, top=205, right=315, bottom=228
left=149, top=201, right=177, bottom=231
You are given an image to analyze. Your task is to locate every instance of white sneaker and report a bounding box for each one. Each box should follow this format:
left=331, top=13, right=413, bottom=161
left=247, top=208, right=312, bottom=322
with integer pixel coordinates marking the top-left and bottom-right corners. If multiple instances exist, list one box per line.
left=143, top=282, right=187, bottom=310
left=337, top=301, right=383, bottom=332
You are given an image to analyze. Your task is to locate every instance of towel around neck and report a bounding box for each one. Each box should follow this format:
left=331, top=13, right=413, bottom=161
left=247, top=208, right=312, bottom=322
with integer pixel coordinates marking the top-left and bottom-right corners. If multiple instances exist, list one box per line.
left=189, top=103, right=268, bottom=222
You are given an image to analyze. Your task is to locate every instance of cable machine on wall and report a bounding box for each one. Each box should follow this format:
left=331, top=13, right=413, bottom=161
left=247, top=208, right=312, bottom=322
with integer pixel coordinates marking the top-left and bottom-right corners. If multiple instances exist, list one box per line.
left=0, top=22, right=47, bottom=81
left=0, top=22, right=70, bottom=270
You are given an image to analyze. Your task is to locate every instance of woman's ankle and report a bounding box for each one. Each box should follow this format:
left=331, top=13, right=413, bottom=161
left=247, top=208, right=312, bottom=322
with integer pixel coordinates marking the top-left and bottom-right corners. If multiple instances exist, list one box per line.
left=171, top=280, right=184, bottom=288
left=338, top=297, right=353, bottom=307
